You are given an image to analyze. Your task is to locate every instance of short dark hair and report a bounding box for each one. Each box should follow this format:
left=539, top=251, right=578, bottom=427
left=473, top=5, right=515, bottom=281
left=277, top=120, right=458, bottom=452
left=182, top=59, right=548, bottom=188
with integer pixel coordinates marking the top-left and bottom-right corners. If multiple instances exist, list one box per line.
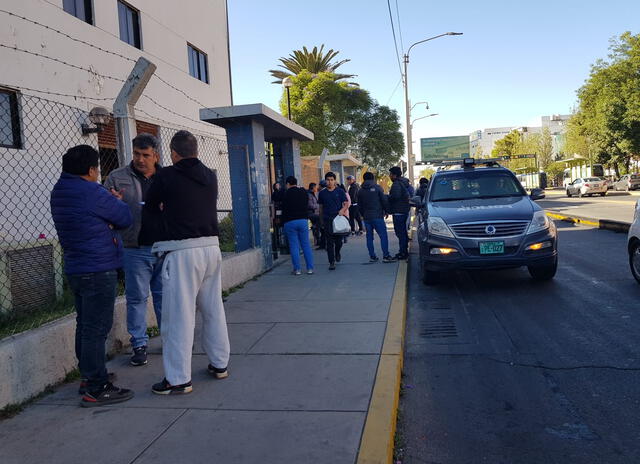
left=389, top=166, right=402, bottom=177
left=286, top=176, right=297, bottom=186
left=170, top=130, right=198, bottom=158
left=308, top=182, right=317, bottom=190
left=419, top=177, right=429, bottom=184
left=62, top=145, right=99, bottom=175
left=363, top=172, right=374, bottom=181
left=132, top=133, right=159, bottom=151
left=324, top=171, right=336, bottom=180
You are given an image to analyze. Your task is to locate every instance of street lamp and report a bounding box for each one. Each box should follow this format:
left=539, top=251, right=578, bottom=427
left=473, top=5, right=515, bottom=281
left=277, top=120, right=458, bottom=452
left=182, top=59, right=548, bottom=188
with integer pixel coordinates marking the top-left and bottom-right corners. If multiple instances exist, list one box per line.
left=282, top=76, right=293, bottom=121
left=411, top=113, right=438, bottom=128
left=403, top=32, right=462, bottom=184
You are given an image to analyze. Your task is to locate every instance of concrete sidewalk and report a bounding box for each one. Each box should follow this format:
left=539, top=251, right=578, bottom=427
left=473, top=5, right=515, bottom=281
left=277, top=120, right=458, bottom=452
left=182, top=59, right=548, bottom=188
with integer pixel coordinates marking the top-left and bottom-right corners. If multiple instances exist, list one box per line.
left=0, top=232, right=405, bottom=464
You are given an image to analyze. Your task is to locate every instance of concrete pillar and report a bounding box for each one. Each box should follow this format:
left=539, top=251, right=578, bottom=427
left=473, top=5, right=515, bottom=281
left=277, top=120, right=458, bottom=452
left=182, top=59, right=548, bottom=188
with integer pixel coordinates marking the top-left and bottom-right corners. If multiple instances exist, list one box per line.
left=273, top=138, right=302, bottom=181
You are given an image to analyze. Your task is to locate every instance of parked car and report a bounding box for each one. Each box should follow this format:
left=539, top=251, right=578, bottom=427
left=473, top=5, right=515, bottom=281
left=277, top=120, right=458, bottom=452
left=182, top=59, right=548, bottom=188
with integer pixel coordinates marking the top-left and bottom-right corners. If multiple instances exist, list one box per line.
left=414, top=159, right=558, bottom=285
left=600, top=176, right=615, bottom=190
left=614, top=174, right=640, bottom=191
left=566, top=177, right=607, bottom=197
left=628, top=199, right=640, bottom=284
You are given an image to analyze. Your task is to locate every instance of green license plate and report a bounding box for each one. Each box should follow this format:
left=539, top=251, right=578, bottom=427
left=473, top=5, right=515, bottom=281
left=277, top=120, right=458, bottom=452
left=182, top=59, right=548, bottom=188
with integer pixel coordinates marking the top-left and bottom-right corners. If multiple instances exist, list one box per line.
left=479, top=241, right=504, bottom=254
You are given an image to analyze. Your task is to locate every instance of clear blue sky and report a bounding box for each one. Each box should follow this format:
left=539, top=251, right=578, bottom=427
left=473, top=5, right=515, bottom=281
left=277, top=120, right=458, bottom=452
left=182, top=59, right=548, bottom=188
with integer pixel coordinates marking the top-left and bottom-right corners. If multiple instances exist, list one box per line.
left=228, top=0, right=639, bottom=149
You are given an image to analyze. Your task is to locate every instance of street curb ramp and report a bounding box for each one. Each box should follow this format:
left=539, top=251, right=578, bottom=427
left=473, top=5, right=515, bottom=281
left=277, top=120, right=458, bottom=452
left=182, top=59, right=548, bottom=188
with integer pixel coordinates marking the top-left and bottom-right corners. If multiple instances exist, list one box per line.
left=545, top=210, right=631, bottom=233
left=356, top=259, right=408, bottom=463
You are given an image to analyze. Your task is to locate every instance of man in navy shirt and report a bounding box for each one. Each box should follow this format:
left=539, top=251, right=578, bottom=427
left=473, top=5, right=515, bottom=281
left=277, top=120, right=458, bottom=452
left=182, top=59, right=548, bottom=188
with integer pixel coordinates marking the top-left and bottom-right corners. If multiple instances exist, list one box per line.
left=318, top=171, right=349, bottom=270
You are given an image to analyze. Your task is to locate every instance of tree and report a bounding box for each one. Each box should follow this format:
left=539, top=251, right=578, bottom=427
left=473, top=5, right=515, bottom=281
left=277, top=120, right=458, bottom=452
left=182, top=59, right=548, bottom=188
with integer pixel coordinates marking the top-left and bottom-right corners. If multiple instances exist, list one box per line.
left=269, top=45, right=355, bottom=84
left=538, top=127, right=554, bottom=169
left=492, top=130, right=520, bottom=158
left=419, top=167, right=436, bottom=179
left=351, top=104, right=404, bottom=174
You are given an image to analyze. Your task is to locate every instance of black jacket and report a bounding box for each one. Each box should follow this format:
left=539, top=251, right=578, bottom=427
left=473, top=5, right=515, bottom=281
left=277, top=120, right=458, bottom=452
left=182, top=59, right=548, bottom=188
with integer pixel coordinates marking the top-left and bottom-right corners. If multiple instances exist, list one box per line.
left=145, top=158, right=218, bottom=241
left=282, top=186, right=310, bottom=223
left=348, top=182, right=361, bottom=204
left=388, top=177, right=411, bottom=214
left=416, top=182, right=429, bottom=200
left=357, top=180, right=389, bottom=220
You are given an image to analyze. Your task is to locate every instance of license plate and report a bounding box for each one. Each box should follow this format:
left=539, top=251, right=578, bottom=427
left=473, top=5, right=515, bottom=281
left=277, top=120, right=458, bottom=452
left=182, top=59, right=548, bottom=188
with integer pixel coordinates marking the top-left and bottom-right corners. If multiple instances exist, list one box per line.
left=479, top=241, right=504, bottom=254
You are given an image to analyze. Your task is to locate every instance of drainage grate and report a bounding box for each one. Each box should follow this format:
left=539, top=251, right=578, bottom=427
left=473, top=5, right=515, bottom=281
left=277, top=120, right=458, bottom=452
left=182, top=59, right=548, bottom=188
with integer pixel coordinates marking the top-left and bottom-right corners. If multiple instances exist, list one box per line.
left=420, top=317, right=458, bottom=338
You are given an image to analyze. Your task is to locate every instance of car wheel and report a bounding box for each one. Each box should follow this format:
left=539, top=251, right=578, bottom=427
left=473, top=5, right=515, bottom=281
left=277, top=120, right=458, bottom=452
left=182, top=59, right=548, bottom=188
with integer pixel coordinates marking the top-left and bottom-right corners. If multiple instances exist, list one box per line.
left=528, top=256, right=558, bottom=281
left=630, top=241, right=640, bottom=285
left=421, top=260, right=439, bottom=285
left=578, top=191, right=584, bottom=198
left=566, top=190, right=572, bottom=198
left=600, top=192, right=606, bottom=197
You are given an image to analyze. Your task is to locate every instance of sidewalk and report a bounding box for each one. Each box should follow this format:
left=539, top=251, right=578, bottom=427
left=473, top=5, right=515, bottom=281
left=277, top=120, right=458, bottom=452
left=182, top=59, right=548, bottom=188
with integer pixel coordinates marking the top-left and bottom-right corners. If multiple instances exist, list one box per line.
left=0, top=231, right=405, bottom=464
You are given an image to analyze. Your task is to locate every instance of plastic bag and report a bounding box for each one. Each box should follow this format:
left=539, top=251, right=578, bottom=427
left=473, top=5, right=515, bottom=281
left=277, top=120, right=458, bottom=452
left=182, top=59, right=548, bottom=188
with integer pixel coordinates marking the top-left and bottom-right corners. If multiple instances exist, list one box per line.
left=332, top=215, right=351, bottom=235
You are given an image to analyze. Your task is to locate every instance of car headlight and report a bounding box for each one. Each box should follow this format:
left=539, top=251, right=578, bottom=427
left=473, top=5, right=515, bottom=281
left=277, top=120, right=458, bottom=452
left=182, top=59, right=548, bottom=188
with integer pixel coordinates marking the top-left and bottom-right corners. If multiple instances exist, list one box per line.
left=427, top=216, right=454, bottom=238
left=527, top=210, right=550, bottom=234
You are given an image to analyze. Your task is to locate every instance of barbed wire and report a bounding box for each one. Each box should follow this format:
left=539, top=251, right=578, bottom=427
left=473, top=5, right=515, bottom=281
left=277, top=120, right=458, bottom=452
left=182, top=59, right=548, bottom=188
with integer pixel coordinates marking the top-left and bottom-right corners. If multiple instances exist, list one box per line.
left=0, top=84, right=115, bottom=101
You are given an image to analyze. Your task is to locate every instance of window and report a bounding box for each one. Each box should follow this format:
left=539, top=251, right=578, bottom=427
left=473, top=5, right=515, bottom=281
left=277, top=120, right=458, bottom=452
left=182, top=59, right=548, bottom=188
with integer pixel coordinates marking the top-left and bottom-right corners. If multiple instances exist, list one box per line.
left=63, top=0, right=93, bottom=24
left=118, top=1, right=141, bottom=49
left=188, top=44, right=209, bottom=83
left=0, top=89, right=21, bottom=149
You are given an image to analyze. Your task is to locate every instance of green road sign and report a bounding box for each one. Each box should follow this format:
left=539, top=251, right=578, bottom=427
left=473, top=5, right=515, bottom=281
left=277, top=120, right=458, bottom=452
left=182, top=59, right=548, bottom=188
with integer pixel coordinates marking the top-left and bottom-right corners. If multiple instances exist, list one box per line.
left=420, top=136, right=470, bottom=162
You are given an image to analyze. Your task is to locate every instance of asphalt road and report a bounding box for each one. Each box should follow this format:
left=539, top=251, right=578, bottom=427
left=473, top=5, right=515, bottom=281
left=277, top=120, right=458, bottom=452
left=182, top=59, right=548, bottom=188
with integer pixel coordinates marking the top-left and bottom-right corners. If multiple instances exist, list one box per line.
left=397, top=221, right=640, bottom=464
left=538, top=189, right=639, bottom=223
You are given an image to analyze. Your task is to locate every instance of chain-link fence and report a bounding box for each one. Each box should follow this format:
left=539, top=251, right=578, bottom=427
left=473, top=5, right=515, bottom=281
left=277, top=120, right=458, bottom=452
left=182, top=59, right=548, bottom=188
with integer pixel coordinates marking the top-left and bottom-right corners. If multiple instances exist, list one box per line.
left=0, top=92, right=246, bottom=338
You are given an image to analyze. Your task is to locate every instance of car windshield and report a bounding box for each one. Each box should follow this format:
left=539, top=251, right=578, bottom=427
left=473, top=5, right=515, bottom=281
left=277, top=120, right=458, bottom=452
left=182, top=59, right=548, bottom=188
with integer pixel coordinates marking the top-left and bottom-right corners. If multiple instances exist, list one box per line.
left=430, top=171, right=526, bottom=202
left=584, top=177, right=601, bottom=182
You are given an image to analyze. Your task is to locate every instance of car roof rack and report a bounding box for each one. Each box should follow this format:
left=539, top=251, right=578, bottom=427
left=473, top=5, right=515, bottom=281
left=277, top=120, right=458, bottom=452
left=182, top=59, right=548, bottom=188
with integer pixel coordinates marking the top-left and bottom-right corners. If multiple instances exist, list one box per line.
left=435, top=157, right=504, bottom=170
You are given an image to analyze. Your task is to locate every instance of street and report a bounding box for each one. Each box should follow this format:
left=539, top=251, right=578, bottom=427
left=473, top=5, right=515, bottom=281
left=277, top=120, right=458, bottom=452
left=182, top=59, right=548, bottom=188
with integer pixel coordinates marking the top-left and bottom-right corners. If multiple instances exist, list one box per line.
left=397, top=221, right=640, bottom=463
left=537, top=189, right=639, bottom=223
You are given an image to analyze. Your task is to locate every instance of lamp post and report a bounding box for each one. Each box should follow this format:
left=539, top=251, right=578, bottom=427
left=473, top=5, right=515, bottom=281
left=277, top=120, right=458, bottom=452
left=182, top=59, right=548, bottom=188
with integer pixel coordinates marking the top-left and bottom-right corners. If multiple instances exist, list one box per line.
left=282, top=76, right=293, bottom=121
left=403, top=32, right=462, bottom=184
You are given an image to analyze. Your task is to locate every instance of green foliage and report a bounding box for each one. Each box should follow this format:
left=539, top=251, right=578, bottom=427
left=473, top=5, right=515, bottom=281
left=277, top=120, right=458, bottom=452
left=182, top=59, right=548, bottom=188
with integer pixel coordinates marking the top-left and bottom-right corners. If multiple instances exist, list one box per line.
left=218, top=214, right=236, bottom=253
left=492, top=130, right=521, bottom=158
left=269, top=45, right=355, bottom=84
left=351, top=103, right=404, bottom=173
left=538, top=127, right=554, bottom=169
left=419, top=167, right=436, bottom=179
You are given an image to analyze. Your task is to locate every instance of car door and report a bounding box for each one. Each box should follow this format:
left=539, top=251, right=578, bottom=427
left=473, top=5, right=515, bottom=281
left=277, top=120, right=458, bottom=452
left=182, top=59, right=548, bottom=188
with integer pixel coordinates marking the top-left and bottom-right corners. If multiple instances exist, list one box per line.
left=570, top=179, right=581, bottom=195
left=617, top=175, right=628, bottom=190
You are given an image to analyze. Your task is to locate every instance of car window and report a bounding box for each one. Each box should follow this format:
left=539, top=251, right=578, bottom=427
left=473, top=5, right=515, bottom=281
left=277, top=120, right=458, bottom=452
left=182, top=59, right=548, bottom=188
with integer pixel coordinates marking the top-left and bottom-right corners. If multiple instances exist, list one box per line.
left=585, top=177, right=600, bottom=182
left=430, top=171, right=526, bottom=201
left=575, top=179, right=582, bottom=183
left=631, top=175, right=639, bottom=180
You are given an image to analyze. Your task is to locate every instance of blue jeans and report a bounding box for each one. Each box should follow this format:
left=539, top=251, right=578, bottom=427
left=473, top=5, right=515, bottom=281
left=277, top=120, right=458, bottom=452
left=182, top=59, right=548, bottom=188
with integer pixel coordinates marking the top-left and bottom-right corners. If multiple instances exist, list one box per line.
left=284, top=219, right=314, bottom=271
left=67, top=270, right=117, bottom=392
left=392, top=213, right=409, bottom=256
left=364, top=218, right=390, bottom=258
left=123, top=247, right=163, bottom=348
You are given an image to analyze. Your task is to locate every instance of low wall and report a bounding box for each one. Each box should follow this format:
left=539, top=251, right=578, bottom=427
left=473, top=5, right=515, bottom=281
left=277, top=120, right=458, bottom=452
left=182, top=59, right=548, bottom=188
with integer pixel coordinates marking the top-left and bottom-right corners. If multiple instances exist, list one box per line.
left=0, top=248, right=265, bottom=409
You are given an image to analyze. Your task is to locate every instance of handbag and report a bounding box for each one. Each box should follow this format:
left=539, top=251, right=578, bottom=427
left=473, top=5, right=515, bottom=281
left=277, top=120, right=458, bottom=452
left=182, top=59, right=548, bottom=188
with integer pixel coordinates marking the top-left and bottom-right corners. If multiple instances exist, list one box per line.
left=332, top=215, right=351, bottom=235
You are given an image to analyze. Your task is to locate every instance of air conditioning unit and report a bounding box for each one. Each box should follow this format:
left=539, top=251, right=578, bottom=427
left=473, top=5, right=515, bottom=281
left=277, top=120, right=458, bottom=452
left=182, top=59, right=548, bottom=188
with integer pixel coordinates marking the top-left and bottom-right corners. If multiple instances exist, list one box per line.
left=0, top=240, right=64, bottom=314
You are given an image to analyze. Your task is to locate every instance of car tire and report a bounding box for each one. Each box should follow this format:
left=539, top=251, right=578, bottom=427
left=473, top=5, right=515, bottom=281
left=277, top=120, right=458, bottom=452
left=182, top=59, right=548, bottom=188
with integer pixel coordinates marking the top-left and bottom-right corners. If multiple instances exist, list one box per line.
left=578, top=191, right=584, bottom=198
left=630, top=241, right=640, bottom=285
left=566, top=190, right=572, bottom=198
left=600, top=192, right=606, bottom=197
left=421, top=260, right=439, bottom=285
left=528, top=256, right=557, bottom=281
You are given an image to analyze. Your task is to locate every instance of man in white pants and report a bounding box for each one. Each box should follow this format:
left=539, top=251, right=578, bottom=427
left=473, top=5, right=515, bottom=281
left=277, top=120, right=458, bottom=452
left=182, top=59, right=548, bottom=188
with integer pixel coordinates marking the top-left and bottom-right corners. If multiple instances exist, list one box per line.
left=145, top=130, right=230, bottom=394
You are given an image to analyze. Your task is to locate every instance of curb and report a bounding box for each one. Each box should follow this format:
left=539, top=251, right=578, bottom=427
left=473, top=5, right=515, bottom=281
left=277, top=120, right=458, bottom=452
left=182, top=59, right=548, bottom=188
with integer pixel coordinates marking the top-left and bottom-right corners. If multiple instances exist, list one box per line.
left=545, top=210, right=631, bottom=233
left=356, top=259, right=408, bottom=464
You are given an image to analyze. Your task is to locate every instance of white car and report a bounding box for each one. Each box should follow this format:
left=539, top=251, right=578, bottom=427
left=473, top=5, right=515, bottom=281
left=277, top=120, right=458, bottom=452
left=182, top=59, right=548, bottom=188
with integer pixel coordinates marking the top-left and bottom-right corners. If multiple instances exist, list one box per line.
left=566, top=177, right=607, bottom=197
left=629, top=199, right=640, bottom=284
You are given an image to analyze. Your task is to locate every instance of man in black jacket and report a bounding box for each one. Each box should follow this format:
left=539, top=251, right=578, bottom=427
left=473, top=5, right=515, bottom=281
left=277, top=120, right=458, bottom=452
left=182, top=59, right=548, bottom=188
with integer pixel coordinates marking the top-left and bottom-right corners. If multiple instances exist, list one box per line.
left=357, top=172, right=395, bottom=263
left=388, top=166, right=411, bottom=260
left=145, top=130, right=230, bottom=395
left=346, top=176, right=364, bottom=235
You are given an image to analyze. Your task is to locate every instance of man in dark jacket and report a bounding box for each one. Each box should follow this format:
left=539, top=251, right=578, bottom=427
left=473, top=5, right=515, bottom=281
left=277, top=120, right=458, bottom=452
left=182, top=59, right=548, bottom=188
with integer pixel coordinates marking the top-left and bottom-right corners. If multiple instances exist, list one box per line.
left=416, top=177, right=429, bottom=200
left=145, top=130, right=230, bottom=395
left=282, top=176, right=315, bottom=275
left=357, top=172, right=395, bottom=263
left=104, top=133, right=164, bottom=367
left=50, top=145, right=134, bottom=407
left=346, top=176, right=364, bottom=235
left=318, top=171, right=349, bottom=270
left=388, top=166, right=411, bottom=260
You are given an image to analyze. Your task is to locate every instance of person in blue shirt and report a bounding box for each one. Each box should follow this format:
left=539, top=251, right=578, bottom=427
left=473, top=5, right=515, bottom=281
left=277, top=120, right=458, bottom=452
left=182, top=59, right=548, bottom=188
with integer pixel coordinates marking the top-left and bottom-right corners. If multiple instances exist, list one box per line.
left=317, top=171, right=349, bottom=270
left=50, top=145, right=134, bottom=407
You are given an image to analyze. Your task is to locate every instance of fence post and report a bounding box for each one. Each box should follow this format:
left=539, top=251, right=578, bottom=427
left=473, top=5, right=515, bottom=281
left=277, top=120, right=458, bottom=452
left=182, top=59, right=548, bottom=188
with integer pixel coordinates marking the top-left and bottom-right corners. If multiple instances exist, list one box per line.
left=113, top=57, right=157, bottom=167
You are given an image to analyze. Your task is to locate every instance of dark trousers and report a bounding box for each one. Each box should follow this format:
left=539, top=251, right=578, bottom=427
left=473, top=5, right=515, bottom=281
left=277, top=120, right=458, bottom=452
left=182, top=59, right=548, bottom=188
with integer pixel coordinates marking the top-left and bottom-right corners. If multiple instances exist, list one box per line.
left=392, top=213, right=409, bottom=256
left=67, top=270, right=118, bottom=392
left=323, top=223, right=344, bottom=264
left=309, top=214, right=321, bottom=245
left=349, top=205, right=364, bottom=232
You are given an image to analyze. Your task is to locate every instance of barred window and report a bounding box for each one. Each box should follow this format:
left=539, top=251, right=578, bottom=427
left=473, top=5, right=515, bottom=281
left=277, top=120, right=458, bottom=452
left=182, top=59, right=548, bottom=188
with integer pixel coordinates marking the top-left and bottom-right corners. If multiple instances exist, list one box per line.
left=63, top=0, right=93, bottom=25
left=118, top=1, right=142, bottom=49
left=0, top=89, right=21, bottom=149
left=188, top=44, right=209, bottom=83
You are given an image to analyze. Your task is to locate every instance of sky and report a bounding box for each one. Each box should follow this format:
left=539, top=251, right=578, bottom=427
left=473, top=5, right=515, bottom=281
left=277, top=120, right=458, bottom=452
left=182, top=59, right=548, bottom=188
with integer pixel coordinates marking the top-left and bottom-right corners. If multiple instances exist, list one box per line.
left=227, top=0, right=640, bottom=151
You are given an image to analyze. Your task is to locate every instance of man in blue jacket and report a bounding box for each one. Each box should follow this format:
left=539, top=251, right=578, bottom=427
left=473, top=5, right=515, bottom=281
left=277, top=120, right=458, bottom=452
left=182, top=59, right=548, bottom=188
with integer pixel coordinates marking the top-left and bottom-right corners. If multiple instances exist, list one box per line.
left=51, top=145, right=134, bottom=407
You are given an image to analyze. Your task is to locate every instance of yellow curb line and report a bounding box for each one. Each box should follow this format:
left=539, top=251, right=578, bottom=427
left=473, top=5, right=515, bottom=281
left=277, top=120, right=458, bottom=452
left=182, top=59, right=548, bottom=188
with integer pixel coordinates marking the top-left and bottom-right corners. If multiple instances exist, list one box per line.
left=356, top=259, right=408, bottom=464
left=545, top=211, right=600, bottom=227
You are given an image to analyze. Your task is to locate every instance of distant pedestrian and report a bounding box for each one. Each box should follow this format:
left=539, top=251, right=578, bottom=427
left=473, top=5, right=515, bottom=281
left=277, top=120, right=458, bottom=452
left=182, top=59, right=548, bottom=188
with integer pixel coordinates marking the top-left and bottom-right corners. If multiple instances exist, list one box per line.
left=389, top=166, right=411, bottom=260
left=50, top=145, right=134, bottom=407
left=347, top=175, right=364, bottom=235
left=416, top=177, right=429, bottom=200
left=318, top=171, right=349, bottom=270
left=104, top=133, right=164, bottom=367
left=357, top=172, right=395, bottom=263
left=145, top=130, right=230, bottom=395
left=282, top=176, right=315, bottom=275
left=316, top=180, right=328, bottom=249
left=307, top=182, right=321, bottom=246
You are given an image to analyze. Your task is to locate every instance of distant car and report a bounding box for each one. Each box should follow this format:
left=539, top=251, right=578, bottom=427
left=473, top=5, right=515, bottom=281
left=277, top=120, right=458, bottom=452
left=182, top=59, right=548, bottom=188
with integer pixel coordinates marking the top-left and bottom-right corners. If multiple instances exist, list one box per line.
left=566, top=177, right=607, bottom=197
left=614, top=174, right=640, bottom=191
left=628, top=199, right=640, bottom=284
left=600, top=177, right=614, bottom=190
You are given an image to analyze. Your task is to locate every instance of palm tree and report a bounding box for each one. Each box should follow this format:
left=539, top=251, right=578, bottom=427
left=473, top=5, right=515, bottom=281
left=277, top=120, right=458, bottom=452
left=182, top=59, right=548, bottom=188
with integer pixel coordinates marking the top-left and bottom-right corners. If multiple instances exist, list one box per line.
left=269, top=45, right=355, bottom=84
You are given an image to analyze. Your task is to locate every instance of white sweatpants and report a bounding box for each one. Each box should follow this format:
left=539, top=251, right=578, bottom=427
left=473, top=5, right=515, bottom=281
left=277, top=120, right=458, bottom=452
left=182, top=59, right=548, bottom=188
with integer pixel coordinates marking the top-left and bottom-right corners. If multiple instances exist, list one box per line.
left=160, top=244, right=230, bottom=385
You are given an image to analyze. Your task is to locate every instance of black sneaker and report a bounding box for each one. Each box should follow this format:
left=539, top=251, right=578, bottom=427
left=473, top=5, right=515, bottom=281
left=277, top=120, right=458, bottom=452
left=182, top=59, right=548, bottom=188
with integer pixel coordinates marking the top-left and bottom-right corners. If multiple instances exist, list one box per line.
left=369, top=256, right=379, bottom=263
left=336, top=252, right=342, bottom=262
left=329, top=262, right=336, bottom=270
left=130, top=346, right=148, bottom=366
left=79, top=372, right=116, bottom=395
left=207, top=364, right=229, bottom=379
left=151, top=378, right=193, bottom=395
left=80, top=382, right=134, bottom=408
left=382, top=255, right=396, bottom=263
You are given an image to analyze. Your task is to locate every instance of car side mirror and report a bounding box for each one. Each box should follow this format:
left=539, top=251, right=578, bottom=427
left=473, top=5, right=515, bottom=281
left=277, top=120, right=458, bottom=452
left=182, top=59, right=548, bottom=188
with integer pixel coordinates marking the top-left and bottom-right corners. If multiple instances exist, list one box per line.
left=411, top=195, right=425, bottom=208
left=530, top=188, right=545, bottom=201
